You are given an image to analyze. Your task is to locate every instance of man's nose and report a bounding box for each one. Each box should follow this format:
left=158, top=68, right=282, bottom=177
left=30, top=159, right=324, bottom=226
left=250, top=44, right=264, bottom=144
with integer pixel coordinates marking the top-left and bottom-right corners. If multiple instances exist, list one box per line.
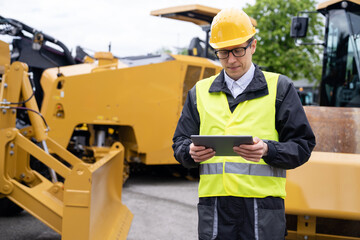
left=227, top=51, right=237, bottom=62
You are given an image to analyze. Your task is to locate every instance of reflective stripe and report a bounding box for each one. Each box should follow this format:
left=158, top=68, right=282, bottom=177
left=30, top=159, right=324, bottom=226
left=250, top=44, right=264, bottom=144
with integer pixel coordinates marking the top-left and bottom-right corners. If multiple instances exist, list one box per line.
left=200, top=162, right=223, bottom=175
left=200, top=162, right=286, bottom=178
left=211, top=197, right=218, bottom=240
left=254, top=198, right=259, bottom=240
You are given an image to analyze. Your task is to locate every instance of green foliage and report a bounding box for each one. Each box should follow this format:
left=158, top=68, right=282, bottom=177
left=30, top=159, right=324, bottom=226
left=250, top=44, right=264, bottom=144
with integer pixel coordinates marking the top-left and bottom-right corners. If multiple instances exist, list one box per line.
left=155, top=47, right=172, bottom=55
left=243, top=0, right=324, bottom=82
left=176, top=47, right=189, bottom=55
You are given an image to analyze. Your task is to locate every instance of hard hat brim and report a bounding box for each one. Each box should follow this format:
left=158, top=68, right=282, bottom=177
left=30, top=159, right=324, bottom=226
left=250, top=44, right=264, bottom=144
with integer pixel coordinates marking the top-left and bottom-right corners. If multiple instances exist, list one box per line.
left=209, top=32, right=256, bottom=49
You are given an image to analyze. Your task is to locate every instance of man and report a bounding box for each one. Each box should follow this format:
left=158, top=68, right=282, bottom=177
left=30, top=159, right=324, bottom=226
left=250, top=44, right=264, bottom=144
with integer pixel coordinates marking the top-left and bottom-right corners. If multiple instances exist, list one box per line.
left=172, top=8, right=316, bottom=240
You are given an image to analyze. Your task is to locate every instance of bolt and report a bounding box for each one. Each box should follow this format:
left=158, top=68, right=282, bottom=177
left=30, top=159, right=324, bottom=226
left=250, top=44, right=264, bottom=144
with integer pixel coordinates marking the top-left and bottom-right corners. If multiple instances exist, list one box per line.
left=3, top=83, right=7, bottom=88
left=304, top=215, right=310, bottom=220
left=20, top=173, right=25, bottom=179
left=304, top=236, right=308, bottom=240
left=9, top=143, right=14, bottom=148
left=52, top=186, right=59, bottom=193
left=3, top=185, right=10, bottom=192
left=77, top=168, right=84, bottom=175
left=9, top=150, right=14, bottom=156
left=12, top=109, right=16, bottom=114
left=341, top=1, right=348, bottom=8
left=2, top=109, right=6, bottom=114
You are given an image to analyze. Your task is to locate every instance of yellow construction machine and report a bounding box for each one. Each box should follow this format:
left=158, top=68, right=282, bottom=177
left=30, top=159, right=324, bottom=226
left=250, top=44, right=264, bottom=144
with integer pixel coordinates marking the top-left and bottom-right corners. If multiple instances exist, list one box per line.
left=288, top=0, right=360, bottom=239
left=0, top=6, right=223, bottom=183
left=0, top=42, right=132, bottom=239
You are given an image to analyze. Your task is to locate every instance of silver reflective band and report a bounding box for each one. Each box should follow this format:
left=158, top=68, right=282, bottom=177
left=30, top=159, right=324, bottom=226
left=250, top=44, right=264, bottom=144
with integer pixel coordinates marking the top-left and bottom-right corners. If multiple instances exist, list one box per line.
left=200, top=162, right=286, bottom=178
left=200, top=162, right=223, bottom=175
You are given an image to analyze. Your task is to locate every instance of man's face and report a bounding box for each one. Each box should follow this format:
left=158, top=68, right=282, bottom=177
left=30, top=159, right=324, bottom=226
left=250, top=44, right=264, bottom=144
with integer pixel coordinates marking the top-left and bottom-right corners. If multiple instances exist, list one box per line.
left=218, top=39, right=257, bottom=80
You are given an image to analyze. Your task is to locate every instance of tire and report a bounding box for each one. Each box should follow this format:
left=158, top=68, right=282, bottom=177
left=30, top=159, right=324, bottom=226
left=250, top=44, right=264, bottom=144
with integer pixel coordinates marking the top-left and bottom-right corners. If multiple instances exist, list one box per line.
left=0, top=197, right=23, bottom=216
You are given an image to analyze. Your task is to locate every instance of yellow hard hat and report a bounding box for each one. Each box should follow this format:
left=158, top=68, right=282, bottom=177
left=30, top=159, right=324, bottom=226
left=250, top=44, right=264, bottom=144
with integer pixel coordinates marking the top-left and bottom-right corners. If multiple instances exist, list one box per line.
left=209, top=8, right=256, bottom=49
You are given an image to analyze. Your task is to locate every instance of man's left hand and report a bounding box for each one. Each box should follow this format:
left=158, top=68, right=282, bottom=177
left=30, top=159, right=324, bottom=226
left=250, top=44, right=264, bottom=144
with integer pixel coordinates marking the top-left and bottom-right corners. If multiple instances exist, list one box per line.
left=233, top=137, right=268, bottom=162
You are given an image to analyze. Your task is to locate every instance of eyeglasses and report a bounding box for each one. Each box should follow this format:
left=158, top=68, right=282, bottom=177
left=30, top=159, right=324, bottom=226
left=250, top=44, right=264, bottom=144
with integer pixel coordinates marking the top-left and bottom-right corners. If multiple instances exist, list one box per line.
left=214, top=40, right=253, bottom=59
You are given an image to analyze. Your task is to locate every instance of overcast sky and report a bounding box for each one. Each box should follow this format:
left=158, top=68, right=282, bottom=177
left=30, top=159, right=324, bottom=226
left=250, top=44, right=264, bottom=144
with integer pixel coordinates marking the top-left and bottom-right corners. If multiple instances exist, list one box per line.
left=0, top=0, right=257, bottom=57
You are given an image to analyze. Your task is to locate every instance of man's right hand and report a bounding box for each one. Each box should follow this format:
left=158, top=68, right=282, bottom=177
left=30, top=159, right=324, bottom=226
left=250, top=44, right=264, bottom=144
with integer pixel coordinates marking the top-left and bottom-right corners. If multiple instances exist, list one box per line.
left=189, top=143, right=216, bottom=162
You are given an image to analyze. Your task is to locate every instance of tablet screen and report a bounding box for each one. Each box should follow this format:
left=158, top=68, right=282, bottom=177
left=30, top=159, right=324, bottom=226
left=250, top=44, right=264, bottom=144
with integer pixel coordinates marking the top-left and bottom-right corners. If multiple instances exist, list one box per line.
left=190, top=135, right=253, bottom=156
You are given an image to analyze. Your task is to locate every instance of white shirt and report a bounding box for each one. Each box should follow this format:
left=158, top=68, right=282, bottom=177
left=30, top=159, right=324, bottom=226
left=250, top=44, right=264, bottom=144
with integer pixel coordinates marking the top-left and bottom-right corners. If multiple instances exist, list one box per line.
left=224, top=63, right=255, bottom=98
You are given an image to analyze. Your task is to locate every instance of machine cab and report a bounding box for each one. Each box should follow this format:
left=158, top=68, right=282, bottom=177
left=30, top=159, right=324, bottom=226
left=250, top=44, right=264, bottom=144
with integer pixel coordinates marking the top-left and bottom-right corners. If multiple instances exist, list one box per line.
left=319, top=0, right=360, bottom=107
left=291, top=0, right=360, bottom=107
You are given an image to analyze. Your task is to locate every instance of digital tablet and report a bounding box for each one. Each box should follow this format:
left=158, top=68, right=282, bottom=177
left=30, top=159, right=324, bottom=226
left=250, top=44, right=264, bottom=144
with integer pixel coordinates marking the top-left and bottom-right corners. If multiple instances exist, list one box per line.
left=190, top=135, right=253, bottom=156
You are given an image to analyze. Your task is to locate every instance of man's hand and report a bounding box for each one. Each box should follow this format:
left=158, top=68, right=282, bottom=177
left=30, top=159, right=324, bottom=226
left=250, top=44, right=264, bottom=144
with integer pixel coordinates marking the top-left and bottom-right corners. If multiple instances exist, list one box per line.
left=189, top=143, right=216, bottom=162
left=233, top=137, right=268, bottom=162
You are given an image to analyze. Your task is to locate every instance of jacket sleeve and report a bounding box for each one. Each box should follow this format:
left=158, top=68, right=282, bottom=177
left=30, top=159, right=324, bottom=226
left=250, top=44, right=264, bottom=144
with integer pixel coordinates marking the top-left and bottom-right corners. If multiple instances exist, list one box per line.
left=263, top=75, right=316, bottom=169
left=172, top=86, right=200, bottom=168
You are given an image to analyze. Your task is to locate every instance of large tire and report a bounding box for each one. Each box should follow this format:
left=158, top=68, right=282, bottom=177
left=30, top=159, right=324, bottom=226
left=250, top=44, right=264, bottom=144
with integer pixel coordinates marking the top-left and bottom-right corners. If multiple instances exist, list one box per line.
left=0, top=197, right=23, bottom=216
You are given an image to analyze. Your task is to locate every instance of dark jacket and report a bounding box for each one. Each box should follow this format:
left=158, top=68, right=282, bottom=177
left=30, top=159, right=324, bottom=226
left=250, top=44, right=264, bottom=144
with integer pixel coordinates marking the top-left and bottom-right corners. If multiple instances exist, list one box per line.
left=172, top=65, right=316, bottom=169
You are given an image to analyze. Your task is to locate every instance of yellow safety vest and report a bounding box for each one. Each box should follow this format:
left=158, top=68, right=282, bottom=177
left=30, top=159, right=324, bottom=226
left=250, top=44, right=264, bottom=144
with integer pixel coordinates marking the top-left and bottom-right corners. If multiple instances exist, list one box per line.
left=196, top=71, right=286, bottom=198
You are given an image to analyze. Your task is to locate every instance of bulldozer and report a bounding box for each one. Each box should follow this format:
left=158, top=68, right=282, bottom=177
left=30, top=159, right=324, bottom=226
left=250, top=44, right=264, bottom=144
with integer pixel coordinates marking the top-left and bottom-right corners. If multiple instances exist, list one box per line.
left=288, top=0, right=360, bottom=239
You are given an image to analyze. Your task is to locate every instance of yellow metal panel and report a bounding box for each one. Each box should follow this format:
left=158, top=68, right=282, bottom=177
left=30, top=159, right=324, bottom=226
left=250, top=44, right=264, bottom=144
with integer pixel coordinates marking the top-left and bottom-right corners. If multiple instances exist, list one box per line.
left=150, top=4, right=220, bottom=26
left=0, top=40, right=10, bottom=74
left=317, top=0, right=360, bottom=10
left=151, top=4, right=257, bottom=27
left=285, top=151, right=360, bottom=220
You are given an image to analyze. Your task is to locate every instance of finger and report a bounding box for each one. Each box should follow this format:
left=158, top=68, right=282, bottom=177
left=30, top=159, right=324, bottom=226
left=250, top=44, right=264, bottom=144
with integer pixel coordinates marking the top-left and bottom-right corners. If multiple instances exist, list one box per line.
left=233, top=146, right=263, bottom=155
left=190, top=143, right=207, bottom=151
left=190, top=147, right=214, bottom=155
left=190, top=148, right=215, bottom=160
left=193, top=151, right=216, bottom=162
left=237, top=142, right=263, bottom=151
left=192, top=149, right=216, bottom=161
left=233, top=148, right=263, bottom=159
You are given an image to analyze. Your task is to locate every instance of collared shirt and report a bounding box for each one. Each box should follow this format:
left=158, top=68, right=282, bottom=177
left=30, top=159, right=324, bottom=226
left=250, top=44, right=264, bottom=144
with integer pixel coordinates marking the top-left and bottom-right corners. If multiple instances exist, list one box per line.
left=224, top=63, right=255, bottom=98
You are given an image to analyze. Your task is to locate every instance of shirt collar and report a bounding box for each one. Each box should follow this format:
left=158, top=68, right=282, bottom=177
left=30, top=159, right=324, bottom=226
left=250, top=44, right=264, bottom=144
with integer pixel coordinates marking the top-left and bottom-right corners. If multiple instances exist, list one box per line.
left=209, top=64, right=267, bottom=95
left=224, top=63, right=255, bottom=91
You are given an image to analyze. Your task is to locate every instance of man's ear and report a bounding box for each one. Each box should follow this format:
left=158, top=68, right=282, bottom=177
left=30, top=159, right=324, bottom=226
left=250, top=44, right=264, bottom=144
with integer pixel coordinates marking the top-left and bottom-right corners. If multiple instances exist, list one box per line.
left=251, top=39, right=257, bottom=54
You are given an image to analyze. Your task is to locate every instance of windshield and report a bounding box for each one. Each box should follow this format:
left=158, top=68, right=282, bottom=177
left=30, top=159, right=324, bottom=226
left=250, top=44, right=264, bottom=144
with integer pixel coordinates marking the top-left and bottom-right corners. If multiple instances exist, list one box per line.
left=320, top=9, right=360, bottom=107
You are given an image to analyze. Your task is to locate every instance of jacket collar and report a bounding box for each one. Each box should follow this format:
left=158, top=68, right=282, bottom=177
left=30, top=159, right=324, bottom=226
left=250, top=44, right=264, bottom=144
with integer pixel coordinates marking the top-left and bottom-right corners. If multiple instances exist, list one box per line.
left=208, top=64, right=269, bottom=102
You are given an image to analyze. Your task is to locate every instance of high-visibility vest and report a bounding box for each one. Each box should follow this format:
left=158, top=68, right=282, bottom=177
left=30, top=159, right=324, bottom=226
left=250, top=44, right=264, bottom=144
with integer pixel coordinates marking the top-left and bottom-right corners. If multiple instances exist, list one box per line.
left=196, top=71, right=286, bottom=198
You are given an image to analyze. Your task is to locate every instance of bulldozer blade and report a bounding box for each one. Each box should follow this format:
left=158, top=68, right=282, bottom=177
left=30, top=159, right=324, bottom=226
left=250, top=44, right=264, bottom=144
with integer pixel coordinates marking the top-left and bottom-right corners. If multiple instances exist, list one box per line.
left=304, top=106, right=360, bottom=154
left=62, top=142, right=133, bottom=240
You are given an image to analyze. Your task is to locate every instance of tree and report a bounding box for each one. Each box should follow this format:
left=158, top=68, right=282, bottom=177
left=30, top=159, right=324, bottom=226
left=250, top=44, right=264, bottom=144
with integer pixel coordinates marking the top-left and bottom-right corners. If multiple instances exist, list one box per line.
left=243, top=0, right=324, bottom=82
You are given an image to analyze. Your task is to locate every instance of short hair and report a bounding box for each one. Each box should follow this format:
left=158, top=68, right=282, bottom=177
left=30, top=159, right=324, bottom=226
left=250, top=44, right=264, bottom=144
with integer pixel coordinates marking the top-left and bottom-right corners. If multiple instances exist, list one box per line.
left=247, top=36, right=255, bottom=44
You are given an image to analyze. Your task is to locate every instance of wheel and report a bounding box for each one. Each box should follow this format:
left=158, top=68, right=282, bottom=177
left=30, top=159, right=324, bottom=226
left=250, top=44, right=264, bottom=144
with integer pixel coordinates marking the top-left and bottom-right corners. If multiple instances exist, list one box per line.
left=0, top=197, right=23, bottom=216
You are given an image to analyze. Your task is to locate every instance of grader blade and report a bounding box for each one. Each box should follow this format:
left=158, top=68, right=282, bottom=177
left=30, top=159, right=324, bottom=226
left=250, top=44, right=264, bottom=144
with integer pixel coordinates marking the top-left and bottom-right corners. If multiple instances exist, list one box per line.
left=62, top=142, right=133, bottom=240
left=0, top=129, right=133, bottom=239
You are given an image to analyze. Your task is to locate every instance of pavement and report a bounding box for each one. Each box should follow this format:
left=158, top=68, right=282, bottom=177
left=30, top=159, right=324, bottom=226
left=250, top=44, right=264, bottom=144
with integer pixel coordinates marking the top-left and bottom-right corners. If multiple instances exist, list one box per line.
left=0, top=170, right=199, bottom=240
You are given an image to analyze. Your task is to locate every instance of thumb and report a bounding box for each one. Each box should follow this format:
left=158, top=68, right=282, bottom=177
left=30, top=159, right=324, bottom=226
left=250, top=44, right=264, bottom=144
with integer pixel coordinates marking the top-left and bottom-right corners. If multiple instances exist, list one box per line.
left=253, top=136, right=261, bottom=144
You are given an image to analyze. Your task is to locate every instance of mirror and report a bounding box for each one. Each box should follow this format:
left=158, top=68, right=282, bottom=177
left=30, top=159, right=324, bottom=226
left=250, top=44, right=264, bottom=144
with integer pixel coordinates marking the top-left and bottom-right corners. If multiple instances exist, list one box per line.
left=290, top=16, right=309, bottom=38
